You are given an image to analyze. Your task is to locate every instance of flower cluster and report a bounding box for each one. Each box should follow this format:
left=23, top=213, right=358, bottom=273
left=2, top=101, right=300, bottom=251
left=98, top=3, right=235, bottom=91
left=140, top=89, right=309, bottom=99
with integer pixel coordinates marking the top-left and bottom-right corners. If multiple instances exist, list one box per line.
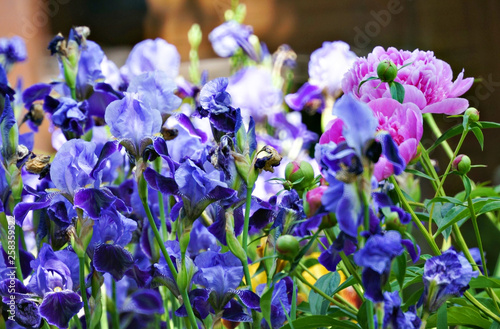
left=0, top=9, right=495, bottom=329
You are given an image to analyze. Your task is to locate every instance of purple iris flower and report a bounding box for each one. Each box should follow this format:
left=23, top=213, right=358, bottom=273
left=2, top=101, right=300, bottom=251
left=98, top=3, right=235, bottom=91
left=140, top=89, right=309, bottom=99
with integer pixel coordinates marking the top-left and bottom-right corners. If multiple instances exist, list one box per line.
left=105, top=92, right=162, bottom=159
left=383, top=291, right=421, bottom=329
left=257, top=277, right=295, bottom=329
left=75, top=40, right=105, bottom=98
left=422, top=249, right=478, bottom=312
left=354, top=231, right=404, bottom=302
left=198, top=77, right=242, bottom=135
left=127, top=70, right=182, bottom=120
left=0, top=36, right=27, bottom=71
left=0, top=244, right=83, bottom=328
left=209, top=21, right=257, bottom=61
left=43, top=96, right=88, bottom=139
left=285, top=82, right=325, bottom=113
left=192, top=250, right=260, bottom=321
left=174, top=159, right=236, bottom=221
left=120, top=38, right=180, bottom=84
left=91, top=209, right=138, bottom=280
left=318, top=232, right=357, bottom=272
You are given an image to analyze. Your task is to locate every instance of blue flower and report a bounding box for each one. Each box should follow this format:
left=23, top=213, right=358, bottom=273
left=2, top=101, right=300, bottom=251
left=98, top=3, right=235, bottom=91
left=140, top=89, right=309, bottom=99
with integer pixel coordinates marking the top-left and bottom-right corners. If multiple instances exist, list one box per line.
left=0, top=36, right=27, bottom=71
left=257, top=277, right=295, bottom=329
left=383, top=291, right=421, bottom=329
left=354, top=231, right=404, bottom=302
left=43, top=96, right=88, bottom=139
left=284, top=82, right=325, bottom=113
left=120, top=38, right=180, bottom=84
left=199, top=77, right=242, bottom=134
left=209, top=21, right=256, bottom=60
left=422, top=249, right=478, bottom=312
left=105, top=92, right=162, bottom=158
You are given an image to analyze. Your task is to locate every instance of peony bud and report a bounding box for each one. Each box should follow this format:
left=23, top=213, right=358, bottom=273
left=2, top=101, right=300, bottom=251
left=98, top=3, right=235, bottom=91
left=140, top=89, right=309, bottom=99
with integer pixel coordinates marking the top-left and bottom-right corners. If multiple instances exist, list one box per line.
left=285, top=161, right=315, bottom=192
left=276, top=235, right=300, bottom=260
left=464, top=107, right=480, bottom=123
left=452, top=154, right=471, bottom=175
left=377, top=60, right=398, bottom=83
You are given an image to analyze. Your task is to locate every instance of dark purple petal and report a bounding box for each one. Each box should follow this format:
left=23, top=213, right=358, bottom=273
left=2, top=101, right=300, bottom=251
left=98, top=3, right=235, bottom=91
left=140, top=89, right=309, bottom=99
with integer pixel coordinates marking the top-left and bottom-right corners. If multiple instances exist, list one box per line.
left=74, top=188, right=117, bottom=219
left=170, top=201, right=183, bottom=222
left=231, top=289, right=261, bottom=310
left=175, top=288, right=212, bottom=320
left=222, top=299, right=252, bottom=322
left=176, top=113, right=208, bottom=143
left=90, top=140, right=122, bottom=179
left=144, top=167, right=179, bottom=195
left=378, top=133, right=405, bottom=175
left=122, top=289, right=164, bottom=315
left=39, top=291, right=83, bottom=328
left=208, top=206, right=228, bottom=245
left=362, top=268, right=385, bottom=303
left=87, top=83, right=122, bottom=118
left=93, top=244, right=135, bottom=281
left=402, top=239, right=421, bottom=263
left=285, top=82, right=324, bottom=111
left=13, top=193, right=52, bottom=225
left=22, top=83, right=52, bottom=107
left=125, top=265, right=152, bottom=288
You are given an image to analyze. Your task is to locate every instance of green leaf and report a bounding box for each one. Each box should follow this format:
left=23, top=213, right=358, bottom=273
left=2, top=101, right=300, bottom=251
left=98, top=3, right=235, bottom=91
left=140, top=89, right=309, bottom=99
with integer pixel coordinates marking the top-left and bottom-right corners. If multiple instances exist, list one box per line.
left=436, top=303, right=448, bottom=329
left=478, top=121, right=500, bottom=129
left=280, top=315, right=360, bottom=329
left=357, top=300, right=374, bottom=329
left=426, top=305, right=491, bottom=328
left=331, top=275, right=357, bottom=295
left=404, top=168, right=435, bottom=181
left=402, top=287, right=424, bottom=312
left=309, top=272, right=341, bottom=315
left=469, top=276, right=500, bottom=289
left=428, top=124, right=463, bottom=153
left=472, top=126, right=484, bottom=150
left=389, top=81, right=405, bottom=103
left=392, top=253, right=407, bottom=290
left=260, top=285, right=274, bottom=329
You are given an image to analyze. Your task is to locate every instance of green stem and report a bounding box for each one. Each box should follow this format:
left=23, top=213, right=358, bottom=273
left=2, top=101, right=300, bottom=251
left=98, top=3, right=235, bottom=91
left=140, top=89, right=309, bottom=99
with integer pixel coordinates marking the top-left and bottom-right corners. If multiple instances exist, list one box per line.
left=160, top=286, right=171, bottom=328
left=180, top=289, right=199, bottom=329
left=295, top=271, right=358, bottom=319
left=467, top=196, right=488, bottom=276
left=242, top=184, right=253, bottom=290
left=464, top=291, right=500, bottom=324
left=79, top=256, right=91, bottom=327
left=100, top=283, right=109, bottom=329
left=423, top=113, right=454, bottom=159
left=138, top=176, right=178, bottom=280
left=427, top=126, right=468, bottom=234
left=154, top=158, right=169, bottom=240
left=111, top=279, right=120, bottom=329
left=389, top=176, right=440, bottom=254
left=72, top=315, right=83, bottom=329
left=14, top=226, right=23, bottom=281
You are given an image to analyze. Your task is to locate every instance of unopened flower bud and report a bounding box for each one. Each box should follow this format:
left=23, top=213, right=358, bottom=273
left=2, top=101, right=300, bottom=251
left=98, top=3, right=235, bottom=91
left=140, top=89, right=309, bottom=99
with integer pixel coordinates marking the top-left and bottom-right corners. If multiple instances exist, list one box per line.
left=452, top=154, right=471, bottom=175
left=377, top=60, right=398, bottom=83
left=285, top=161, right=315, bottom=192
left=306, top=186, right=327, bottom=216
left=464, top=107, right=479, bottom=123
left=276, top=235, right=300, bottom=260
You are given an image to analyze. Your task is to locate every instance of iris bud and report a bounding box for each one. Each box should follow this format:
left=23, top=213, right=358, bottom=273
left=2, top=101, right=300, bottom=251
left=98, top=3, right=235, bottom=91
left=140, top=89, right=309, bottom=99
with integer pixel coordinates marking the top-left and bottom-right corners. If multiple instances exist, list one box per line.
left=377, top=60, right=398, bottom=83
left=452, top=154, right=471, bottom=175
left=276, top=235, right=300, bottom=260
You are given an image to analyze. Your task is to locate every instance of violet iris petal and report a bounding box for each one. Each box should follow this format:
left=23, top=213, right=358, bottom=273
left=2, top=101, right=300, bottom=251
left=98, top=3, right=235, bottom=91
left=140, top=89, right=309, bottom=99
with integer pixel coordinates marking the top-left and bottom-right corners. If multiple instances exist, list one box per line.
left=383, top=291, right=421, bottom=329
left=285, top=82, right=325, bottom=112
left=105, top=92, right=162, bottom=157
left=175, top=288, right=212, bottom=320
left=127, top=70, right=181, bottom=117
left=39, top=291, right=83, bottom=329
left=122, top=289, right=164, bottom=315
left=93, top=244, right=135, bottom=281
left=209, top=21, right=255, bottom=60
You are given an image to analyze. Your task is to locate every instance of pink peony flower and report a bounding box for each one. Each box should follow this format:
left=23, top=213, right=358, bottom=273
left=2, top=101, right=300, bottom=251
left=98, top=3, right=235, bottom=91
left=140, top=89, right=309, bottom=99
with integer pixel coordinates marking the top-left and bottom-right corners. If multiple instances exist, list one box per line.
left=319, top=97, right=423, bottom=181
left=342, top=46, right=474, bottom=115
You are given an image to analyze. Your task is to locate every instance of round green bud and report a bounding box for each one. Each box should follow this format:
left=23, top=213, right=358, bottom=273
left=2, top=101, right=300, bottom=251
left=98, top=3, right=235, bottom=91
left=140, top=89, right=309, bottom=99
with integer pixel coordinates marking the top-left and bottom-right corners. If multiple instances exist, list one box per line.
left=377, top=60, right=398, bottom=83
left=276, top=235, right=300, bottom=260
left=465, top=107, right=480, bottom=123
left=285, top=161, right=315, bottom=191
left=452, top=154, right=471, bottom=175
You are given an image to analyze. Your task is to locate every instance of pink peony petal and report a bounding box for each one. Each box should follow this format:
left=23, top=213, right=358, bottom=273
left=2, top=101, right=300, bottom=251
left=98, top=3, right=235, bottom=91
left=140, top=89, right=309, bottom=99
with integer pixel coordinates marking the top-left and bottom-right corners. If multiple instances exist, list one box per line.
left=449, top=70, right=474, bottom=98
left=374, top=157, right=394, bottom=181
left=422, top=98, right=469, bottom=115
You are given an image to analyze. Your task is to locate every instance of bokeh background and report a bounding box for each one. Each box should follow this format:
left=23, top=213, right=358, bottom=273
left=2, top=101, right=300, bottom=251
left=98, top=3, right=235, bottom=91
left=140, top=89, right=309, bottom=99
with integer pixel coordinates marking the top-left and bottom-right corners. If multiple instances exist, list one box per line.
left=2, top=0, right=500, bottom=263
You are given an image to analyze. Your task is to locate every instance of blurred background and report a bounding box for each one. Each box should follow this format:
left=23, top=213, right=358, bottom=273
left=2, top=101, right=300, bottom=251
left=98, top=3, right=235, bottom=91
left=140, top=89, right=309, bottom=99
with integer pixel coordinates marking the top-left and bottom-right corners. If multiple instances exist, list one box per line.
left=2, top=0, right=500, bottom=257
